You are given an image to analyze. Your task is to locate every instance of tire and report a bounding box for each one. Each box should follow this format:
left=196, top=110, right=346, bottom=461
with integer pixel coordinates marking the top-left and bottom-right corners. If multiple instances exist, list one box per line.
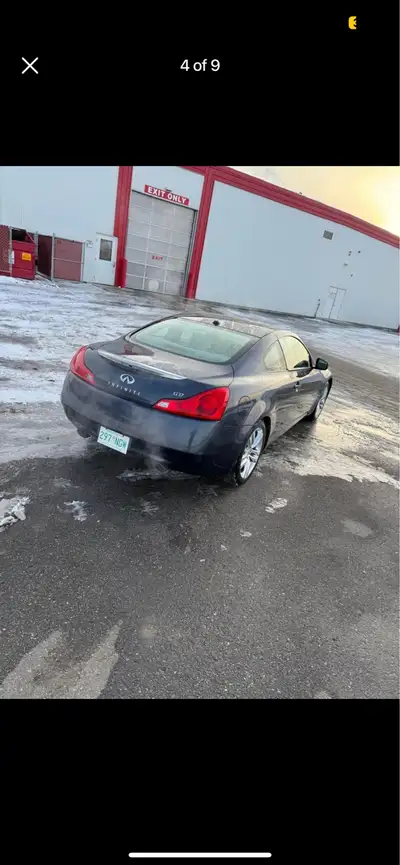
left=231, top=421, right=266, bottom=486
left=304, top=382, right=330, bottom=422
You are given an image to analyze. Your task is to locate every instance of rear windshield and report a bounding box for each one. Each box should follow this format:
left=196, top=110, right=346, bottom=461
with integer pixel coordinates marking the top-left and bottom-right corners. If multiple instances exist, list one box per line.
left=132, top=319, right=258, bottom=364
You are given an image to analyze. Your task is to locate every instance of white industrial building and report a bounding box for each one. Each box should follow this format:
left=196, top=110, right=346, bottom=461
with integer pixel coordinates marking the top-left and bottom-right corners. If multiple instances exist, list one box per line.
left=0, top=165, right=398, bottom=329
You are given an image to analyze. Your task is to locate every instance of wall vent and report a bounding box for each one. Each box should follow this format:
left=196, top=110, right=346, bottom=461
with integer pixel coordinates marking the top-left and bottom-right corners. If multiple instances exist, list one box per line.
left=323, top=230, right=334, bottom=240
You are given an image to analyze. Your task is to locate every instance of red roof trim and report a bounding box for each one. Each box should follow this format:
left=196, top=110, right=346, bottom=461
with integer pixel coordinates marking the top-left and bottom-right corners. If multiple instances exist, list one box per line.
left=217, top=166, right=400, bottom=248
left=183, top=165, right=399, bottom=249
left=115, top=165, right=399, bottom=294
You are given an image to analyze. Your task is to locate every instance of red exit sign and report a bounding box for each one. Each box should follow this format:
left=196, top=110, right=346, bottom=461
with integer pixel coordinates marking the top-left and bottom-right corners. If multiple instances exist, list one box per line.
left=144, top=185, right=190, bottom=207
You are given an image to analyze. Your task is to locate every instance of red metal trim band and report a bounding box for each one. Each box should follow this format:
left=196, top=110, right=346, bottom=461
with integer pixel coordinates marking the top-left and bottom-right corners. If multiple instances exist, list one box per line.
left=212, top=166, right=400, bottom=249
left=114, top=165, right=399, bottom=294
left=185, top=167, right=215, bottom=299
left=114, top=165, right=133, bottom=287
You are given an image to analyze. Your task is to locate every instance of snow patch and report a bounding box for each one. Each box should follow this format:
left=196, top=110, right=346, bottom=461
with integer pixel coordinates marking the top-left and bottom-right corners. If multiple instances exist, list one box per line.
left=0, top=277, right=179, bottom=405
left=64, top=500, right=88, bottom=521
left=0, top=276, right=55, bottom=289
left=265, top=497, right=288, bottom=514
left=140, top=499, right=159, bottom=515
left=0, top=400, right=101, bottom=466
left=0, top=496, right=30, bottom=532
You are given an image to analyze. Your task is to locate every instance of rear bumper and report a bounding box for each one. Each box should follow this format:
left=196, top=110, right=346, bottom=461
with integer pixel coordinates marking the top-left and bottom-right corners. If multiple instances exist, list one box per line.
left=61, top=372, right=244, bottom=475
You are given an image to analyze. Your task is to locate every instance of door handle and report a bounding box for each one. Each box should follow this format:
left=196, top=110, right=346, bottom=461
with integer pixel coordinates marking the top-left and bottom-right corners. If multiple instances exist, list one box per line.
left=293, top=382, right=301, bottom=390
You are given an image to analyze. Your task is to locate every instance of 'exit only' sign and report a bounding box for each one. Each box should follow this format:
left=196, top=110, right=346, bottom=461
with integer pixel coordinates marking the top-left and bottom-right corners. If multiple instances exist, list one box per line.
left=144, top=185, right=190, bottom=207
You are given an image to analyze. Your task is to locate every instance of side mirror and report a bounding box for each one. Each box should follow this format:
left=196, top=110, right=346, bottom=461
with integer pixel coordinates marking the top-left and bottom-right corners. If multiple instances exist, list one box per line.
left=315, top=357, right=329, bottom=370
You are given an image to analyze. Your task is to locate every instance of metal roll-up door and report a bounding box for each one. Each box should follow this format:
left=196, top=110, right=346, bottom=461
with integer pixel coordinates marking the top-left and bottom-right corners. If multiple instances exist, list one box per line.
left=125, top=190, right=196, bottom=295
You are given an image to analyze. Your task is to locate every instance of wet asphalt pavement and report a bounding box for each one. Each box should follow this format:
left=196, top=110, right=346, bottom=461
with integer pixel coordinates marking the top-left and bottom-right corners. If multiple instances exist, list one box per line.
left=0, top=289, right=399, bottom=699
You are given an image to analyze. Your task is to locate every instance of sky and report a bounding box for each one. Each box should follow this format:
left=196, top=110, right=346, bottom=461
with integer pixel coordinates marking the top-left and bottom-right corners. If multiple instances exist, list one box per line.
left=231, top=166, right=400, bottom=237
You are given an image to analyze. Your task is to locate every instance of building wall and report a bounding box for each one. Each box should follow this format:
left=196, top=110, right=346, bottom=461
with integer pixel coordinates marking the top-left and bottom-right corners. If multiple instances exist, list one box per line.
left=0, top=166, right=119, bottom=238
left=1, top=165, right=398, bottom=327
left=195, top=180, right=400, bottom=329
left=0, top=166, right=119, bottom=284
left=132, top=166, right=204, bottom=211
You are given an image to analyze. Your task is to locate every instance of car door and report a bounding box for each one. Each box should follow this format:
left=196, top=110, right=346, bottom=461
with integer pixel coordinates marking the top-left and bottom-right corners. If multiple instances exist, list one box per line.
left=263, top=340, right=299, bottom=438
left=278, top=335, right=321, bottom=423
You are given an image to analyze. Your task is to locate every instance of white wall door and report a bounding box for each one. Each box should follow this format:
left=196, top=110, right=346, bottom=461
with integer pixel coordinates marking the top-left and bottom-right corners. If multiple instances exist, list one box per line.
left=93, top=233, right=118, bottom=285
left=321, top=286, right=347, bottom=320
left=330, top=287, right=347, bottom=319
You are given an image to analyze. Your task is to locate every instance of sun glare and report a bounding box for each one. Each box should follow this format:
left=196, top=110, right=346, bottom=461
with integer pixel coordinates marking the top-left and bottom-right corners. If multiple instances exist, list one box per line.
left=233, top=166, right=400, bottom=237
left=371, top=174, right=400, bottom=236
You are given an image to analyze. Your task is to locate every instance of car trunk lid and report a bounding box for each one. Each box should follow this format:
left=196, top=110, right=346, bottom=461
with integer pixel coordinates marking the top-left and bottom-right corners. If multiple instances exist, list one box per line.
left=84, top=336, right=233, bottom=407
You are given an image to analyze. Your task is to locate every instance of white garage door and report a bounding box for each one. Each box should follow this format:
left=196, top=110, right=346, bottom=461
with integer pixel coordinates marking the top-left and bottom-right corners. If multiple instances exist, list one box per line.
left=125, top=190, right=196, bottom=295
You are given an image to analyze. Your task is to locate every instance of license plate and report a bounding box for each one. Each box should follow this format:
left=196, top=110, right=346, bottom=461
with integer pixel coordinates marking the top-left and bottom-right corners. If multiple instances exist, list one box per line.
left=97, top=426, right=130, bottom=454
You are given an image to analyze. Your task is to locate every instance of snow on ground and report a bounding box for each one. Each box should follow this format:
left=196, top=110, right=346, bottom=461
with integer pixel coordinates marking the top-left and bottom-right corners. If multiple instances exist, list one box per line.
left=0, top=276, right=398, bottom=408
left=259, top=400, right=399, bottom=489
left=0, top=277, right=177, bottom=404
left=0, top=276, right=398, bottom=482
left=265, top=498, right=288, bottom=514
left=301, top=320, right=399, bottom=379
left=0, top=495, right=30, bottom=532
left=223, top=307, right=399, bottom=380
left=63, top=501, right=88, bottom=522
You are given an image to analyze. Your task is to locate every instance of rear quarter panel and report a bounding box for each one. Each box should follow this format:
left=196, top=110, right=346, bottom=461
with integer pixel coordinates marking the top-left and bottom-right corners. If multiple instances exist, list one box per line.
left=228, top=338, right=292, bottom=441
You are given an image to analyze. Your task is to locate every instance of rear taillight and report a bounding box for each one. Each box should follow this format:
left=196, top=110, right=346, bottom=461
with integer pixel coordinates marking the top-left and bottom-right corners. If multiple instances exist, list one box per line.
left=153, top=387, right=229, bottom=421
left=70, top=346, right=95, bottom=385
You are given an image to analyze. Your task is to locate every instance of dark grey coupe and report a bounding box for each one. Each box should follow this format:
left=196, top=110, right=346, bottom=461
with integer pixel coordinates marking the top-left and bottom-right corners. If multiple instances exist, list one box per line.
left=61, top=314, right=332, bottom=485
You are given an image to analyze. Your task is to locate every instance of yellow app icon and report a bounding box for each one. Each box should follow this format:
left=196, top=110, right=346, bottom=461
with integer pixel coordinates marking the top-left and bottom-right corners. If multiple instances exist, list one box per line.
left=348, top=15, right=357, bottom=29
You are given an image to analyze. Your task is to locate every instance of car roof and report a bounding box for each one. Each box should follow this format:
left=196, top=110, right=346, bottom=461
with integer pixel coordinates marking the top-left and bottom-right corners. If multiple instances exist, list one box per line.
left=177, top=316, right=307, bottom=344
left=178, top=315, right=275, bottom=340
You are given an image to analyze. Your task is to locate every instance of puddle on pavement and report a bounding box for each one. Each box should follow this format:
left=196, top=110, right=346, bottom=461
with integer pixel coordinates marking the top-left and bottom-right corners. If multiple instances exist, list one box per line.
left=341, top=519, right=373, bottom=538
left=260, top=393, right=399, bottom=488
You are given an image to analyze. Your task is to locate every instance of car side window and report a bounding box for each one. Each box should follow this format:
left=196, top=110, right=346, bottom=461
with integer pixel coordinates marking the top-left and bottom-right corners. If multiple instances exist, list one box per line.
left=264, top=340, right=287, bottom=372
left=279, top=336, right=311, bottom=371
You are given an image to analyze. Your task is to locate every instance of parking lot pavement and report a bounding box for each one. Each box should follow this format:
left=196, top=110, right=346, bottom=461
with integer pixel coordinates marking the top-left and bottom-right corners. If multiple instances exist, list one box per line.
left=0, top=278, right=398, bottom=698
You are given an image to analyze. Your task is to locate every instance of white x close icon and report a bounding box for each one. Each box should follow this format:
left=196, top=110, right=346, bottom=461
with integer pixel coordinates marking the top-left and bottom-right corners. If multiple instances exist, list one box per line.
left=22, top=57, right=39, bottom=75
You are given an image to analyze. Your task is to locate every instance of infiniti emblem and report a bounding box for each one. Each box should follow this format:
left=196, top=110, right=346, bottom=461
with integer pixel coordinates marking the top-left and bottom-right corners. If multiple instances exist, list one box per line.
left=120, top=373, right=135, bottom=385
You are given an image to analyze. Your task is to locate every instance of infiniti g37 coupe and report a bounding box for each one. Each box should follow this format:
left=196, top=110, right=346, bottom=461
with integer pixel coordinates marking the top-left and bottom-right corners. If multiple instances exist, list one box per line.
left=61, top=314, right=332, bottom=485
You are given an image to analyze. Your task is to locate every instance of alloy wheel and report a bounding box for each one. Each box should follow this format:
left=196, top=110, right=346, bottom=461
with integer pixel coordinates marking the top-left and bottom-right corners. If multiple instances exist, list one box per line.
left=239, top=426, right=264, bottom=480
